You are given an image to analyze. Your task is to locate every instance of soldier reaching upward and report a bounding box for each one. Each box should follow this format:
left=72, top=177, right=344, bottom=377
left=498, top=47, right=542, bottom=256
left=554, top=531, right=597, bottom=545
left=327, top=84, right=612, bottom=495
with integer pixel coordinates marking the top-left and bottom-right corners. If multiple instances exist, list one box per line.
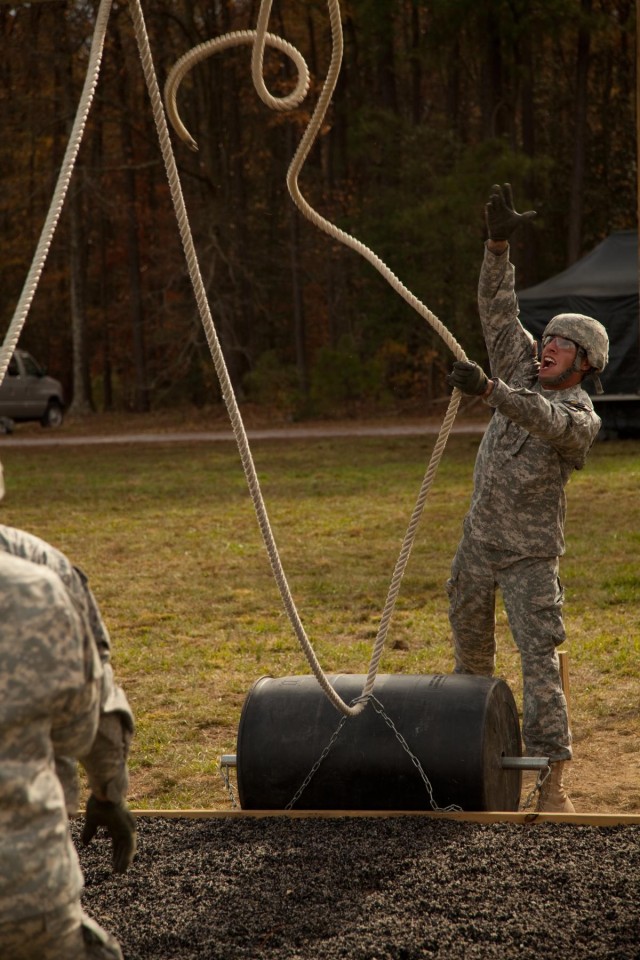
left=446, top=184, right=608, bottom=812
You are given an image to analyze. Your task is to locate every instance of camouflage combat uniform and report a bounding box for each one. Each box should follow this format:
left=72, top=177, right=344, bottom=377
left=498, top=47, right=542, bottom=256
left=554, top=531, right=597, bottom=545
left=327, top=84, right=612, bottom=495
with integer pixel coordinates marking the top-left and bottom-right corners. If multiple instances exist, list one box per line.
left=0, top=553, right=123, bottom=960
left=0, top=525, right=134, bottom=812
left=447, top=244, right=601, bottom=761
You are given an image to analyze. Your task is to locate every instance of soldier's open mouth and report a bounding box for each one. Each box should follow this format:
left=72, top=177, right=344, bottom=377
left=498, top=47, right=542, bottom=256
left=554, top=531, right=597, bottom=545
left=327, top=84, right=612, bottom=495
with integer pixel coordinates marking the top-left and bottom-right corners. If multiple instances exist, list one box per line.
left=541, top=357, right=557, bottom=370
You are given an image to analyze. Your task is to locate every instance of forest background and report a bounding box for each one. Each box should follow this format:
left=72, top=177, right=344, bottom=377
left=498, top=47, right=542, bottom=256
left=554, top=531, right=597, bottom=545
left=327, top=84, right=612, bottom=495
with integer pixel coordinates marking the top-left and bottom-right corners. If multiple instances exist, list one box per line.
left=1, top=0, right=637, bottom=421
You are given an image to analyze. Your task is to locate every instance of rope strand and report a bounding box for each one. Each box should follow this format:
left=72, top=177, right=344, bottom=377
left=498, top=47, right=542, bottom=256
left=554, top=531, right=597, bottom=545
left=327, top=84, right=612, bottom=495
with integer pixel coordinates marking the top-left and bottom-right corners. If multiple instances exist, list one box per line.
left=4, top=0, right=470, bottom=721
left=0, top=0, right=114, bottom=382
left=163, top=0, right=468, bottom=716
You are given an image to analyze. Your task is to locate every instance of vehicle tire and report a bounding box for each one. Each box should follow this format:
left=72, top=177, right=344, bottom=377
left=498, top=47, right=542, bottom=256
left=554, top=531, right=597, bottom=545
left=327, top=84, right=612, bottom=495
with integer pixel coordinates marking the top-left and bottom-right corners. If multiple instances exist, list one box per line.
left=41, top=400, right=64, bottom=428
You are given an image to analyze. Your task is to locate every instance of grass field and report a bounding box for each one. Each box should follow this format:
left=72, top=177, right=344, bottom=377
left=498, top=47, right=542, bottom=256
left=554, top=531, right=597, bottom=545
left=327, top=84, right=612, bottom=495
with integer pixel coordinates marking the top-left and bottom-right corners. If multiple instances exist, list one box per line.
left=1, top=420, right=639, bottom=813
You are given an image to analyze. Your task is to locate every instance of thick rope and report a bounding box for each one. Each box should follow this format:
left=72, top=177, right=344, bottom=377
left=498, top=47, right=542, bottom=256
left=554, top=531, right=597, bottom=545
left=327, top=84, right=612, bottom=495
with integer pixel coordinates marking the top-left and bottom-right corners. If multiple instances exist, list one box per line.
left=0, top=0, right=114, bottom=383
left=163, top=0, right=469, bottom=712
left=164, top=30, right=310, bottom=152
left=129, top=0, right=365, bottom=718
left=3, top=0, right=469, bottom=720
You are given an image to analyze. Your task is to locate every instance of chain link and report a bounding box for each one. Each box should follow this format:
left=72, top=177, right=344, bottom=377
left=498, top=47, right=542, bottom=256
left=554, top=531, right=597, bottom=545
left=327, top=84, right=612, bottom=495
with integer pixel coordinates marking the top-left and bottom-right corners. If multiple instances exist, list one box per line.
left=519, top=762, right=551, bottom=812
left=285, top=713, right=349, bottom=810
left=220, top=761, right=239, bottom=808
left=285, top=694, right=462, bottom=812
left=367, top=695, right=462, bottom=812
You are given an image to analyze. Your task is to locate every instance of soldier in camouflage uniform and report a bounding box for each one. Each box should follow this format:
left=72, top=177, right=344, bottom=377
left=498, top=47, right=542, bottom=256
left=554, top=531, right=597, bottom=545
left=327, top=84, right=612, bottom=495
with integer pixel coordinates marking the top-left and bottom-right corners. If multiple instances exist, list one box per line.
left=0, top=523, right=136, bottom=859
left=446, top=184, right=608, bottom=813
left=0, top=464, right=133, bottom=958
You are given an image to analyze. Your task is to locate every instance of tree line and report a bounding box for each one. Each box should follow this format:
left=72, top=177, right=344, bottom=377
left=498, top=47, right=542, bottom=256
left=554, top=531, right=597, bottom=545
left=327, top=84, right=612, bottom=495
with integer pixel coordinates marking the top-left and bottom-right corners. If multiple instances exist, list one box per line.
left=1, top=0, right=636, bottom=418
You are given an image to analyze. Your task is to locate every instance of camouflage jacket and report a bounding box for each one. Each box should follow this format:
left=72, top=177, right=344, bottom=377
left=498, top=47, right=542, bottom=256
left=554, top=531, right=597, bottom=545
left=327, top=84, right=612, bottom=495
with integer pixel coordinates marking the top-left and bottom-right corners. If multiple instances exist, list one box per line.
left=0, top=553, right=102, bottom=922
left=464, top=245, right=601, bottom=557
left=0, top=525, right=134, bottom=807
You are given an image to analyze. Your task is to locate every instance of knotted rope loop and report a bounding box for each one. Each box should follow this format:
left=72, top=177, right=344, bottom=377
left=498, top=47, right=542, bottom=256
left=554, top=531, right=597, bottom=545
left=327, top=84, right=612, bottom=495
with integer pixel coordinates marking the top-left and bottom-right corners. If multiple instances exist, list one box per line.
left=165, top=30, right=310, bottom=152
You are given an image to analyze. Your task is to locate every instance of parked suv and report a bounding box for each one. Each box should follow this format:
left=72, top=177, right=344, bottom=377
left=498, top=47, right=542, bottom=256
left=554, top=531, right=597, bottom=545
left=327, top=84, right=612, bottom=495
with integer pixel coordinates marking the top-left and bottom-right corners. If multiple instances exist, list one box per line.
left=0, top=349, right=65, bottom=429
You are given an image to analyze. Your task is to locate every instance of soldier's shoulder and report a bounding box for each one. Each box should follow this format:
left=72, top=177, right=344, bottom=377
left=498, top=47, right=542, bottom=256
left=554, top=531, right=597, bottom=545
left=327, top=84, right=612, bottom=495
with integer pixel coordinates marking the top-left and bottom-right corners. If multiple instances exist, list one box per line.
left=554, top=385, right=597, bottom=416
left=0, top=549, right=54, bottom=580
left=0, top=525, right=73, bottom=581
left=0, top=554, right=86, bottom=691
left=0, top=552, right=69, bottom=607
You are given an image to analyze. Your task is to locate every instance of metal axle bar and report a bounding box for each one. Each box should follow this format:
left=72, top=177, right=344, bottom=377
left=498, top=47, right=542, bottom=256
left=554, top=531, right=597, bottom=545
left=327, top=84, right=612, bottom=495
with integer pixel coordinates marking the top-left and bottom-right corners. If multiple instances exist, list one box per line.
left=221, top=754, right=550, bottom=771
left=501, top=757, right=549, bottom=770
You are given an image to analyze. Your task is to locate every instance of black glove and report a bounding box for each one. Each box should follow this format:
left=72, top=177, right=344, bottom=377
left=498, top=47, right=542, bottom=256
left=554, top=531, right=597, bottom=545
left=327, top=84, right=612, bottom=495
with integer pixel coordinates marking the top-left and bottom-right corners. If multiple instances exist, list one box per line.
left=447, top=361, right=490, bottom=396
left=81, top=795, right=137, bottom=874
left=485, top=183, right=536, bottom=241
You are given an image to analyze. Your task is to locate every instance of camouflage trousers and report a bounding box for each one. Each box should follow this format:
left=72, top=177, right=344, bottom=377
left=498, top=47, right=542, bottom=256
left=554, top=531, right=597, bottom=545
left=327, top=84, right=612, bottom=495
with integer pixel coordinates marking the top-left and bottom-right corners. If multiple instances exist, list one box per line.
left=446, top=533, right=571, bottom=761
left=0, top=901, right=122, bottom=960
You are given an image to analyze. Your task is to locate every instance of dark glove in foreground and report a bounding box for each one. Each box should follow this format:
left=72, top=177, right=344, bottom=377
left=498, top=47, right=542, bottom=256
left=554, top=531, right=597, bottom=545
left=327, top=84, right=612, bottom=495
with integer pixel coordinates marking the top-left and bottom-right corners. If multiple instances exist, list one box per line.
left=485, top=183, right=536, bottom=241
left=82, top=795, right=137, bottom=874
left=447, top=360, right=490, bottom=396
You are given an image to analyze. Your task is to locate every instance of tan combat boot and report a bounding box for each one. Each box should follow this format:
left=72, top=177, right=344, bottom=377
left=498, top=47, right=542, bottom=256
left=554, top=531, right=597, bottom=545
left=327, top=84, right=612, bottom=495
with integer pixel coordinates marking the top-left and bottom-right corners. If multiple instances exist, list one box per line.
left=537, top=761, right=575, bottom=813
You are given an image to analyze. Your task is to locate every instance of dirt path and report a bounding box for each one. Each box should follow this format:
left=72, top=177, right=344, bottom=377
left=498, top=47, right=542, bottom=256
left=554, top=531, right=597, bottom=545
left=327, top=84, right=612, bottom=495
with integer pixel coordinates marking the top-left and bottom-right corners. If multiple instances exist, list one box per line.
left=0, top=419, right=488, bottom=447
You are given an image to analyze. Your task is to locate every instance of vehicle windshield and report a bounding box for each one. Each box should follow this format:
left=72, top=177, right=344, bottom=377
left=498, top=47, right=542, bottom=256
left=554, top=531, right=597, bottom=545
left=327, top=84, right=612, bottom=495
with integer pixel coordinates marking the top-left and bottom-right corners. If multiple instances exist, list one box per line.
left=20, top=353, right=44, bottom=377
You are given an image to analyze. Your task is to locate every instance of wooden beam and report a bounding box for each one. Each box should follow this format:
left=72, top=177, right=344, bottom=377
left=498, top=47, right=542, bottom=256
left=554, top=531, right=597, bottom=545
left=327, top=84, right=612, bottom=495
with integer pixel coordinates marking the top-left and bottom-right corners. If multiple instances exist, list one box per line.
left=123, top=808, right=640, bottom=826
left=558, top=649, right=571, bottom=722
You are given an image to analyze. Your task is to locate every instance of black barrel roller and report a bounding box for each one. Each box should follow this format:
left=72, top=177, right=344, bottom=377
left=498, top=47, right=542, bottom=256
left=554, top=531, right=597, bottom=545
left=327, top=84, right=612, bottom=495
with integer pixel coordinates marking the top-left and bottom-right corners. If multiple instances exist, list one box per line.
left=236, top=673, right=522, bottom=811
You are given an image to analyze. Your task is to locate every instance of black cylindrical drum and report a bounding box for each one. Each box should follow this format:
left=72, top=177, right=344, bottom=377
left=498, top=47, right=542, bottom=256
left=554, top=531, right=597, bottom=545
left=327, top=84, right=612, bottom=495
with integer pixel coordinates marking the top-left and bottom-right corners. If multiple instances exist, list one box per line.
left=236, top=673, right=522, bottom=811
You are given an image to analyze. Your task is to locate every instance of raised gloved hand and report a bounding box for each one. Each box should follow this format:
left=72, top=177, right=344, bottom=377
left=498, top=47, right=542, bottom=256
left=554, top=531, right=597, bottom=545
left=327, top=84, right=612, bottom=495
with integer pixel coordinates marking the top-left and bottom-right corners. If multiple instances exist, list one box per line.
left=485, top=183, right=536, bottom=241
left=81, top=795, right=137, bottom=874
left=447, top=360, right=490, bottom=396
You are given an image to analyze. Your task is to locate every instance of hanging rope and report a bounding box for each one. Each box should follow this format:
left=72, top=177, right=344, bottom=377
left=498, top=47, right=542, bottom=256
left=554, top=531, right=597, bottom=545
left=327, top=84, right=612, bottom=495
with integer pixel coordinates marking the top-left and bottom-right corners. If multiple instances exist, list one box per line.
left=161, top=0, right=469, bottom=714
left=4, top=0, right=470, bottom=721
left=129, top=0, right=367, bottom=718
left=0, top=0, right=114, bottom=383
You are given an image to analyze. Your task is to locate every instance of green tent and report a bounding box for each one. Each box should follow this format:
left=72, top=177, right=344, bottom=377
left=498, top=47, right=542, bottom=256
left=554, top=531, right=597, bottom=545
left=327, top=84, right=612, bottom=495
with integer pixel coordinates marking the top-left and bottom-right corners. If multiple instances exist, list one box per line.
left=517, top=230, right=639, bottom=397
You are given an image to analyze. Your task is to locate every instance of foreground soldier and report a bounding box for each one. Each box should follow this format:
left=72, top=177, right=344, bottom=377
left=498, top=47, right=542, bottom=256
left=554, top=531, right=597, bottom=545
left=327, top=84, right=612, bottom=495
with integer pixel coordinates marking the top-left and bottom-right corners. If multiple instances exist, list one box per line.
left=446, top=184, right=608, bottom=812
left=0, top=462, right=132, bottom=958
left=0, top=553, right=124, bottom=959
left=0, top=522, right=136, bottom=868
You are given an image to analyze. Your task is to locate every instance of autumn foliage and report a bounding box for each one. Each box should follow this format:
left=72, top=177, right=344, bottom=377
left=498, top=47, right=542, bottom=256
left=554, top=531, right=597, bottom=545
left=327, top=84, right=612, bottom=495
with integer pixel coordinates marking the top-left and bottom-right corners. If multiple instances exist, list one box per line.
left=1, top=0, right=636, bottom=417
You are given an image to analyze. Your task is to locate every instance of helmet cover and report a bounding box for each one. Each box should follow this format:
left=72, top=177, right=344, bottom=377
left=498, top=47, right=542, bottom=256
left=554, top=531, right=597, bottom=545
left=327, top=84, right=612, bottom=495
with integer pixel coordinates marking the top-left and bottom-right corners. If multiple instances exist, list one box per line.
left=542, top=313, right=609, bottom=373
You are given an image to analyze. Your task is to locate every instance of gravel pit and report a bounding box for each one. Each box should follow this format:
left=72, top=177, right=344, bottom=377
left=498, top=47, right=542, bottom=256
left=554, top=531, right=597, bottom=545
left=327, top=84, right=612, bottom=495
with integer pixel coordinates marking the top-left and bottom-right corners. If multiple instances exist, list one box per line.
left=73, top=816, right=640, bottom=960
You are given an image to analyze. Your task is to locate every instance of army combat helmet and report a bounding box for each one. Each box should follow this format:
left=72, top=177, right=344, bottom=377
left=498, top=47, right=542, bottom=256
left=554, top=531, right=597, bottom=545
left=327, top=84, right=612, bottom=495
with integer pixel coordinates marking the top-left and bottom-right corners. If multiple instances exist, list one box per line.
left=542, top=313, right=609, bottom=393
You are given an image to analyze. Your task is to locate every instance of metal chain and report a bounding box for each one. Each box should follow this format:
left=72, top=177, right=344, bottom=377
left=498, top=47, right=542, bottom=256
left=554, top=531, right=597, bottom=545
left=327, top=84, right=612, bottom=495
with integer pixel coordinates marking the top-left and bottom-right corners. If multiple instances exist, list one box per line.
left=519, top=762, right=551, bottom=812
left=285, top=713, right=350, bottom=810
left=367, top=696, right=462, bottom=813
left=285, top=695, right=462, bottom=812
left=220, top=763, right=239, bottom=809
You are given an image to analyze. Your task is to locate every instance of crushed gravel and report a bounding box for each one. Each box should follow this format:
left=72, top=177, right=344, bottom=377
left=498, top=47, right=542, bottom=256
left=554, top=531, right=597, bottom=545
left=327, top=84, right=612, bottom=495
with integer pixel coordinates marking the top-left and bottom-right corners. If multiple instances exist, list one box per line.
left=72, top=816, right=640, bottom=960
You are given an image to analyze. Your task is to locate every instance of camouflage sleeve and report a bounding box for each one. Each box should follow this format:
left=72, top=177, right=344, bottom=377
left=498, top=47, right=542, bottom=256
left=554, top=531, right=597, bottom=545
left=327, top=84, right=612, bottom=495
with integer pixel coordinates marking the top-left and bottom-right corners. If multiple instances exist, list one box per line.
left=73, top=575, right=134, bottom=804
left=478, top=243, right=537, bottom=383
left=72, top=565, right=111, bottom=660
left=79, top=710, right=132, bottom=803
left=0, top=555, right=101, bottom=919
left=0, top=555, right=102, bottom=768
left=56, top=668, right=134, bottom=810
left=486, top=379, right=601, bottom=466
left=51, top=680, right=101, bottom=760
left=79, top=661, right=134, bottom=803
left=55, top=756, right=81, bottom=815
left=0, top=537, right=134, bottom=808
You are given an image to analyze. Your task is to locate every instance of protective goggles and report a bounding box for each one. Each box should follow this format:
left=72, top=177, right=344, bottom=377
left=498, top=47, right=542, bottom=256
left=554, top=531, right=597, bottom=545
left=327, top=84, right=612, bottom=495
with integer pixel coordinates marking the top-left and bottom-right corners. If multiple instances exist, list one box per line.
left=542, top=335, right=577, bottom=351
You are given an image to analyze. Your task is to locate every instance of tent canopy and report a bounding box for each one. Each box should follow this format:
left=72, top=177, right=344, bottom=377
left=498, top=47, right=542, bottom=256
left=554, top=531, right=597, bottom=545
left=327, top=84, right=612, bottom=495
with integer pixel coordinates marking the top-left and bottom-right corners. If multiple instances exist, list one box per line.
left=517, top=230, right=639, bottom=394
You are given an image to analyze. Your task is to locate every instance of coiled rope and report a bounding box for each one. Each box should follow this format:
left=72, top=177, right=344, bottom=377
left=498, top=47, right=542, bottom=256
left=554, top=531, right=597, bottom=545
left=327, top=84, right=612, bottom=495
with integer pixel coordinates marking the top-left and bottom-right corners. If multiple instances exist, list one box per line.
left=161, top=0, right=469, bottom=717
